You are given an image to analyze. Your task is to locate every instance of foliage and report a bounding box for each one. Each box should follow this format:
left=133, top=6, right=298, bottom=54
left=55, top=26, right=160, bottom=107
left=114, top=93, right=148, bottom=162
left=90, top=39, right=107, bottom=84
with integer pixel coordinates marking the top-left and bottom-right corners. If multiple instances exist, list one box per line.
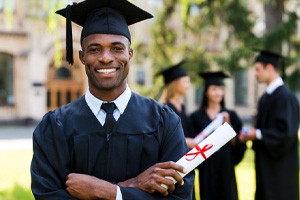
left=0, top=184, right=34, bottom=200
left=139, top=0, right=300, bottom=97
left=25, top=0, right=74, bottom=67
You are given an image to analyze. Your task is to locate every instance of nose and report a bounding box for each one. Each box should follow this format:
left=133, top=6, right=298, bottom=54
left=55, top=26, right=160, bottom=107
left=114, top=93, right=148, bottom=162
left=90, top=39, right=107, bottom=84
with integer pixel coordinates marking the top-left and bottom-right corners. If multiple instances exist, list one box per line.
left=98, top=49, right=113, bottom=63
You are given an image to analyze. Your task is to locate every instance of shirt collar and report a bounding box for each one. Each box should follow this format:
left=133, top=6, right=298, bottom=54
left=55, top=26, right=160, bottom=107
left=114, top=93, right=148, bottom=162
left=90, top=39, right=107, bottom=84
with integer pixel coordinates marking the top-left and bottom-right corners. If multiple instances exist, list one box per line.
left=266, top=77, right=284, bottom=94
left=85, top=85, right=132, bottom=116
left=114, top=85, right=131, bottom=114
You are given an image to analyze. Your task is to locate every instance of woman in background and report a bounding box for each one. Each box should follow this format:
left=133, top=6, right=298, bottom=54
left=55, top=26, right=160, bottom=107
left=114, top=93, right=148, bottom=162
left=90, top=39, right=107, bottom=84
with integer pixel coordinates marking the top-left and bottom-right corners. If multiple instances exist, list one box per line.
left=158, top=61, right=196, bottom=149
left=189, top=71, right=246, bottom=200
left=158, top=60, right=198, bottom=199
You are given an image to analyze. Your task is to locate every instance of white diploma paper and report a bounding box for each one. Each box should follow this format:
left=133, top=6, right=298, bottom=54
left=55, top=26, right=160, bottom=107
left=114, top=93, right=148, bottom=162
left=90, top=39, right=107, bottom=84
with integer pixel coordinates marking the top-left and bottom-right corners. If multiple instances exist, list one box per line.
left=162, top=122, right=236, bottom=189
left=193, top=113, right=223, bottom=143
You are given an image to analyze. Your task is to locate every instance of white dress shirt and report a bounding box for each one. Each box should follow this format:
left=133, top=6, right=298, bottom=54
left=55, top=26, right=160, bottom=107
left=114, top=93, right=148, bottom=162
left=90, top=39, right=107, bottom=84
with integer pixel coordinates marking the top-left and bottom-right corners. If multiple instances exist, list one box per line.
left=256, top=77, right=284, bottom=140
left=85, top=85, right=132, bottom=200
left=266, top=77, right=284, bottom=95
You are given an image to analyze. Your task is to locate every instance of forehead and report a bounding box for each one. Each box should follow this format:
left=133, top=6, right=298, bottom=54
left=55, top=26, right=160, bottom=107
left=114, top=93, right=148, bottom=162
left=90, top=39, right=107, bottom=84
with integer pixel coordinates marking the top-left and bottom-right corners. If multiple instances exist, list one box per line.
left=82, top=34, right=130, bottom=47
left=178, top=76, right=190, bottom=81
left=207, top=85, right=224, bottom=90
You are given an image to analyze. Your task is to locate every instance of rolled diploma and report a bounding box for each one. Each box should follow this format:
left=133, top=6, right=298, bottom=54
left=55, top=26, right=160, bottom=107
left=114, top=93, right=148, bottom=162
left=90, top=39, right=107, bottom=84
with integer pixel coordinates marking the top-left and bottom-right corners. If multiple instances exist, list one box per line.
left=193, top=113, right=223, bottom=143
left=162, top=122, right=236, bottom=189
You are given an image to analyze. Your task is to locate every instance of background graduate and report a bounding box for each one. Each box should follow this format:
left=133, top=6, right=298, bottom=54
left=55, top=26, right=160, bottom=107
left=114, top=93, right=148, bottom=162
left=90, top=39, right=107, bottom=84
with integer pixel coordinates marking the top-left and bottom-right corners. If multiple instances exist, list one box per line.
left=239, top=50, right=299, bottom=200
left=189, top=71, right=246, bottom=200
left=30, top=0, right=194, bottom=199
left=157, top=61, right=196, bottom=149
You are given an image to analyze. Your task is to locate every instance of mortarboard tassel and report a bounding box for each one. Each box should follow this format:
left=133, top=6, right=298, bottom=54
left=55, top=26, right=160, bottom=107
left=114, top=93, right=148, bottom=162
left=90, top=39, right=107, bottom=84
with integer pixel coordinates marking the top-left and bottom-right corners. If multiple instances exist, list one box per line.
left=66, top=4, right=74, bottom=65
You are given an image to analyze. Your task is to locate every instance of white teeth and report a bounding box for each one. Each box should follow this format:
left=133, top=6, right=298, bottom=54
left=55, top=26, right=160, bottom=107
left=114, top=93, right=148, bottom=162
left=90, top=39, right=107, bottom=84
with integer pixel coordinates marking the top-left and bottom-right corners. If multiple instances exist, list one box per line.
left=97, top=68, right=116, bottom=74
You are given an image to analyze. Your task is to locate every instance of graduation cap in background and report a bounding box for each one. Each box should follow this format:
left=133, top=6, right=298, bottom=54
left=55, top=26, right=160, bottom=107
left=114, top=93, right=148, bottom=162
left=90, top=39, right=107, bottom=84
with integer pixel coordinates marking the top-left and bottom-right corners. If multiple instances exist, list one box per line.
left=198, top=71, right=230, bottom=86
left=55, top=0, right=153, bottom=65
left=253, top=49, right=286, bottom=80
left=156, top=60, right=188, bottom=85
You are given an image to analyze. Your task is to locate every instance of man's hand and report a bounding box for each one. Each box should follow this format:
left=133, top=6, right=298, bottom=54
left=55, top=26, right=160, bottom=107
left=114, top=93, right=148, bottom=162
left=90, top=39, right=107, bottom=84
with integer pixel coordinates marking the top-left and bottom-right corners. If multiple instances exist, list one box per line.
left=117, top=161, right=186, bottom=196
left=66, top=173, right=117, bottom=200
left=239, top=127, right=257, bottom=142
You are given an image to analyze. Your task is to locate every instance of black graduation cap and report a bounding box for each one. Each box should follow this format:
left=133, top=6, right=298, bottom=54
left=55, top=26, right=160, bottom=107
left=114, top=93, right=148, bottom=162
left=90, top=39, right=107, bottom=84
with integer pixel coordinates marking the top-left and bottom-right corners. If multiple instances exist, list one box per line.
left=254, top=49, right=286, bottom=79
left=55, top=0, right=153, bottom=65
left=198, top=71, right=230, bottom=86
left=254, top=49, right=283, bottom=67
left=157, top=60, right=188, bottom=85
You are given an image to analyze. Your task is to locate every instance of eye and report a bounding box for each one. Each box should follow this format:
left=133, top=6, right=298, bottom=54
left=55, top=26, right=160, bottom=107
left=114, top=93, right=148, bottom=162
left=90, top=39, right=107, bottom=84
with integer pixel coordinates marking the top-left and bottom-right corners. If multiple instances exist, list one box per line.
left=112, top=45, right=125, bottom=52
left=88, top=47, right=101, bottom=53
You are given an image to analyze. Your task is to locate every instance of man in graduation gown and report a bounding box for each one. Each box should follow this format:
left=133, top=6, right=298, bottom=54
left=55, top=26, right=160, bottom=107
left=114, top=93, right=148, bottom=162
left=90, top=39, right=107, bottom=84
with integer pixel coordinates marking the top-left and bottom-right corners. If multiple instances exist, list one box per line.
left=30, top=1, right=194, bottom=199
left=239, top=50, right=299, bottom=200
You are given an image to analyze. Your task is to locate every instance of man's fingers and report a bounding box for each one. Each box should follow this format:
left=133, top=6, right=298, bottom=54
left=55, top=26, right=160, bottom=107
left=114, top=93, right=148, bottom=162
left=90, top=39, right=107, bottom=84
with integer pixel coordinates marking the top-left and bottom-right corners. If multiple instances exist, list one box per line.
left=153, top=162, right=185, bottom=186
left=154, top=161, right=186, bottom=173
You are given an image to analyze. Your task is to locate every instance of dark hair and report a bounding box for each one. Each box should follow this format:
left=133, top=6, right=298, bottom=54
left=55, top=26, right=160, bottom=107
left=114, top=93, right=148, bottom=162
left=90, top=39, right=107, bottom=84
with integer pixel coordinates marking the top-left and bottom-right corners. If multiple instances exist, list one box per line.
left=200, top=84, right=225, bottom=109
left=259, top=62, right=274, bottom=69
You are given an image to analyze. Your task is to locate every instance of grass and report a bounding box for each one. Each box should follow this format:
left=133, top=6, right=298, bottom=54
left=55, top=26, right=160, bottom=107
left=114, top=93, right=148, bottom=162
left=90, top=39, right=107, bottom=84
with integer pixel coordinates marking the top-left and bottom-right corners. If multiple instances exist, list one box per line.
left=192, top=143, right=255, bottom=200
left=0, top=147, right=34, bottom=200
left=235, top=143, right=255, bottom=200
left=0, top=149, right=32, bottom=190
left=0, top=141, right=298, bottom=200
left=0, top=185, right=33, bottom=200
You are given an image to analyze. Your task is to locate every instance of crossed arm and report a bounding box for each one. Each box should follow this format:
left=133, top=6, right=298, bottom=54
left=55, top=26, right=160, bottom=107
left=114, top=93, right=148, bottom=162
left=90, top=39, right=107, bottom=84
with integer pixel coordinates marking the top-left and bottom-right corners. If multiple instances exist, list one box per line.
left=65, top=162, right=187, bottom=199
left=31, top=111, right=194, bottom=200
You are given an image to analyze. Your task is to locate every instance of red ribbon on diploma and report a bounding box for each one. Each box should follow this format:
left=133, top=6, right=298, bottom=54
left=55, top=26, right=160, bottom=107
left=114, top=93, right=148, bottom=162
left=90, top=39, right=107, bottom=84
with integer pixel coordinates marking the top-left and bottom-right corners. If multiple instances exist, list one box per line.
left=185, top=144, right=213, bottom=161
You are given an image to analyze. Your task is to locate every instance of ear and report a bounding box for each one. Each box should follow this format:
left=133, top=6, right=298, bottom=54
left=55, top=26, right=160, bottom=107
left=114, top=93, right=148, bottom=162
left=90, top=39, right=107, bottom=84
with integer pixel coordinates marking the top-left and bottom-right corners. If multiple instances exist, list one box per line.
left=79, top=50, right=85, bottom=65
left=129, top=48, right=133, bottom=60
left=266, top=63, right=275, bottom=72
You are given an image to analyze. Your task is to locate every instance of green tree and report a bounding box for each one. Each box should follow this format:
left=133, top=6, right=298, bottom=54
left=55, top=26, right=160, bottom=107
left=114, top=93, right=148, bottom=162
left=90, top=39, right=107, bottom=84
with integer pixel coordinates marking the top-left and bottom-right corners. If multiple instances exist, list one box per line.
left=144, top=0, right=300, bottom=97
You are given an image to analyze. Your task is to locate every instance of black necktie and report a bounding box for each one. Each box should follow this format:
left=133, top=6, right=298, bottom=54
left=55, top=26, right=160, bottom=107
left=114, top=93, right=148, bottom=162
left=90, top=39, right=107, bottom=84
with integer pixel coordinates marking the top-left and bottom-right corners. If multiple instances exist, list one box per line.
left=101, top=103, right=116, bottom=134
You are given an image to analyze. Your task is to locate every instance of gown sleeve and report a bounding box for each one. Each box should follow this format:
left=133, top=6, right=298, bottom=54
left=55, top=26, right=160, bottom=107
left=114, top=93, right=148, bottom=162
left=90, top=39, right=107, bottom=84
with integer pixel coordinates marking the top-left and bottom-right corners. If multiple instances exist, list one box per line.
left=259, top=92, right=299, bottom=159
left=119, top=106, right=195, bottom=200
left=31, top=111, right=75, bottom=199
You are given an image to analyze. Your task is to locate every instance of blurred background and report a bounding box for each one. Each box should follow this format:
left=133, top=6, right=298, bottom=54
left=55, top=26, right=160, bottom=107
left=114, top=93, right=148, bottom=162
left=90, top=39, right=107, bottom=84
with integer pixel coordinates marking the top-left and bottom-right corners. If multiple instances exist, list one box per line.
left=0, top=0, right=299, bottom=199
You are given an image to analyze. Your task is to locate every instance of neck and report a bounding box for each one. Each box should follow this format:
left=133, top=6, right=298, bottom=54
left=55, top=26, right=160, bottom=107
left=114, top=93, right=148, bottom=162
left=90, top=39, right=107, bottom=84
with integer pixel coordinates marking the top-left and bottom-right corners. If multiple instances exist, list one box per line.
left=170, top=94, right=182, bottom=103
left=90, top=83, right=127, bottom=102
left=266, top=72, right=280, bottom=85
left=169, top=96, right=183, bottom=112
left=207, top=101, right=221, bottom=111
left=206, top=102, right=221, bottom=119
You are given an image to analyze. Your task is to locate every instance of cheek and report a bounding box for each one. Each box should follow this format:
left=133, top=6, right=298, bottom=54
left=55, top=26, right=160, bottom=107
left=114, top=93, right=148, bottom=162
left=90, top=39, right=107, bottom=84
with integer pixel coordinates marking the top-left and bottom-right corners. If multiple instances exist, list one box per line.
left=211, top=90, right=223, bottom=99
left=179, top=83, right=188, bottom=91
left=207, top=91, right=214, bottom=99
left=185, top=81, right=191, bottom=89
left=84, top=55, right=98, bottom=67
left=218, top=91, right=224, bottom=98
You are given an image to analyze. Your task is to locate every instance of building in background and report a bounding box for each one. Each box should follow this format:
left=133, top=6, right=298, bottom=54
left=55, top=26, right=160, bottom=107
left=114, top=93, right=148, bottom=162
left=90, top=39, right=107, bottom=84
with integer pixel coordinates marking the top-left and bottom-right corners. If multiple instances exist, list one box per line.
left=0, top=0, right=87, bottom=124
left=0, top=0, right=157, bottom=124
left=0, top=0, right=298, bottom=125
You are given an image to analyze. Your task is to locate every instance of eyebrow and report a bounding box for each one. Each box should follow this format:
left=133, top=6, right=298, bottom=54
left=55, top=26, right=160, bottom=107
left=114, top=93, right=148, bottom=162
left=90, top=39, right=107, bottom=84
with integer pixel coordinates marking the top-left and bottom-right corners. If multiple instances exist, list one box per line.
left=86, top=41, right=127, bottom=48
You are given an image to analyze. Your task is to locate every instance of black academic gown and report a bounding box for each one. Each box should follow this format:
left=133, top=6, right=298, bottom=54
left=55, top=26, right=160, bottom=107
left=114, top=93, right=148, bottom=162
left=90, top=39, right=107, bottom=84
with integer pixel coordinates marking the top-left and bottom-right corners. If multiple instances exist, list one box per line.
left=253, top=85, right=299, bottom=200
left=166, top=102, right=194, bottom=137
left=31, top=93, right=194, bottom=200
left=166, top=102, right=197, bottom=200
left=189, top=108, right=246, bottom=200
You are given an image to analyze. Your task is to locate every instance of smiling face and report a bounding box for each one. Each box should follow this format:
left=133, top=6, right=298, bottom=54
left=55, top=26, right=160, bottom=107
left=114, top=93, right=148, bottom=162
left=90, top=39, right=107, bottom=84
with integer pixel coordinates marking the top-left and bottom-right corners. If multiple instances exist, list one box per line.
left=175, top=76, right=191, bottom=96
left=206, top=85, right=225, bottom=105
left=79, top=34, right=133, bottom=100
